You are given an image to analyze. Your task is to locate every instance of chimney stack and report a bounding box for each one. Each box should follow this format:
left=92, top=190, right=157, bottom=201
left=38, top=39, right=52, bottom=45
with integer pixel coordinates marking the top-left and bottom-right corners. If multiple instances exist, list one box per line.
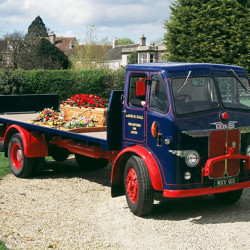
left=113, top=37, right=118, bottom=48
left=50, top=32, right=56, bottom=44
left=140, top=34, right=146, bottom=46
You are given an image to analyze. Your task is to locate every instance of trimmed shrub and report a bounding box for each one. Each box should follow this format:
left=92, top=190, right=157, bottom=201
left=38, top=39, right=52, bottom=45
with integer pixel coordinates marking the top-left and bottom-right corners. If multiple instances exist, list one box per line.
left=0, top=68, right=125, bottom=101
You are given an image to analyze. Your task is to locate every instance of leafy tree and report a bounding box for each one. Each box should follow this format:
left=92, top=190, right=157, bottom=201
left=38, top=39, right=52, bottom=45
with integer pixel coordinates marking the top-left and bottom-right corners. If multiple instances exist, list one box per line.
left=117, top=37, right=134, bottom=45
left=1, top=31, right=29, bottom=69
left=69, top=25, right=111, bottom=69
left=164, top=0, right=250, bottom=73
left=128, top=51, right=138, bottom=64
left=25, top=16, right=48, bottom=43
left=0, top=39, right=7, bottom=68
left=25, top=38, right=69, bottom=69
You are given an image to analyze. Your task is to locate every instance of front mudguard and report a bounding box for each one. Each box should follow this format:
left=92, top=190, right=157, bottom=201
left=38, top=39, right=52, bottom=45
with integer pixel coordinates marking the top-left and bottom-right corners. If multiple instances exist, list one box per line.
left=111, top=145, right=163, bottom=197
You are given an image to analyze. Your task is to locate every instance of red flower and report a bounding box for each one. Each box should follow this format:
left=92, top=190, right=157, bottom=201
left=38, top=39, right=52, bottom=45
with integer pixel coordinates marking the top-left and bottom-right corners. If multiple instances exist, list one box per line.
left=63, top=93, right=108, bottom=109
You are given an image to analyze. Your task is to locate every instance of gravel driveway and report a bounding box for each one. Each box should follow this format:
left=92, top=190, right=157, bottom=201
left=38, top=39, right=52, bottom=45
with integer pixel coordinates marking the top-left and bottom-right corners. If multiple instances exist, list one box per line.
left=0, top=158, right=250, bottom=250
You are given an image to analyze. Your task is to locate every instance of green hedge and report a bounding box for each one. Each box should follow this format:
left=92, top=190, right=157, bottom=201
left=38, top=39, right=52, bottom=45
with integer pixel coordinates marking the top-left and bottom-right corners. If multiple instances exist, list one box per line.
left=0, top=68, right=125, bottom=100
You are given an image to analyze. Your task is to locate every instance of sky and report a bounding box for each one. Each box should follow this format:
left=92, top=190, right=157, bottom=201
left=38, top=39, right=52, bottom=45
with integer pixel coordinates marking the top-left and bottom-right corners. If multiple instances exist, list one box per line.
left=0, top=0, right=174, bottom=44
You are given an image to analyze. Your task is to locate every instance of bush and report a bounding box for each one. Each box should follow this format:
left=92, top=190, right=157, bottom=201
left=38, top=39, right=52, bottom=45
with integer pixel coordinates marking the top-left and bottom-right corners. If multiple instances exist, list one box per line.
left=25, top=38, right=70, bottom=70
left=0, top=68, right=125, bottom=101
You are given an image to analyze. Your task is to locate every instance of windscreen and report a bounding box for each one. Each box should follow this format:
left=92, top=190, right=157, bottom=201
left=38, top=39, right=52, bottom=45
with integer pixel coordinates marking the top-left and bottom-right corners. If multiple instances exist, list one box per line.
left=171, top=77, right=219, bottom=115
left=217, top=77, right=250, bottom=110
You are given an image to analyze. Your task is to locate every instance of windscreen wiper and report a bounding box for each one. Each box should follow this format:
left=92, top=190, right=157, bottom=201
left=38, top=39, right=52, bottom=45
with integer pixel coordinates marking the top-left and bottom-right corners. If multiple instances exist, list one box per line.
left=177, top=71, right=192, bottom=94
left=229, top=69, right=248, bottom=91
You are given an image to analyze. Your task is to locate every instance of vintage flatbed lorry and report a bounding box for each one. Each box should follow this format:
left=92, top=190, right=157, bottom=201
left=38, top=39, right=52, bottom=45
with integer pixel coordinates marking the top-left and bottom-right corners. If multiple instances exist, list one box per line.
left=0, top=63, right=250, bottom=216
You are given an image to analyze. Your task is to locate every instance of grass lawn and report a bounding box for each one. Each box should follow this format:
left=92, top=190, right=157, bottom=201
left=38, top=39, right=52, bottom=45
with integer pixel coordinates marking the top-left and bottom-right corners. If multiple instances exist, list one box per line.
left=0, top=152, right=10, bottom=179
left=0, top=241, right=9, bottom=250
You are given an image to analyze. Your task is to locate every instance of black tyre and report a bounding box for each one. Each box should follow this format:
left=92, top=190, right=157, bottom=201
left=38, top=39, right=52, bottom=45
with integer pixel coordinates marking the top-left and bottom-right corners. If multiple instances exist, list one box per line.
left=214, top=189, right=243, bottom=204
left=50, top=146, right=69, bottom=162
left=124, top=155, right=154, bottom=217
left=8, top=133, right=36, bottom=178
left=75, top=154, right=108, bottom=170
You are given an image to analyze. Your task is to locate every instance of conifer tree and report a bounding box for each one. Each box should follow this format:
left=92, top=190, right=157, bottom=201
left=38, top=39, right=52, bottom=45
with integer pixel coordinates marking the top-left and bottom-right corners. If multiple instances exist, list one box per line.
left=25, top=16, right=48, bottom=42
left=164, top=0, right=250, bottom=73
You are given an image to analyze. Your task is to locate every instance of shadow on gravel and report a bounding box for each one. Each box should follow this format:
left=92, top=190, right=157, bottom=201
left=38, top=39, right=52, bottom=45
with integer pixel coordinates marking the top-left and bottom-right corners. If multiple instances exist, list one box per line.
left=36, top=157, right=250, bottom=223
left=37, top=157, right=112, bottom=188
left=149, top=190, right=250, bottom=224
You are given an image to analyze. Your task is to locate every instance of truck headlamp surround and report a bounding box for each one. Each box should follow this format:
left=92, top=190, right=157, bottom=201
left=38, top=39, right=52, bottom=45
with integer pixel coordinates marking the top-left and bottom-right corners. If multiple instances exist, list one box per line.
left=185, top=151, right=200, bottom=167
left=246, top=145, right=250, bottom=157
left=169, top=150, right=200, bottom=167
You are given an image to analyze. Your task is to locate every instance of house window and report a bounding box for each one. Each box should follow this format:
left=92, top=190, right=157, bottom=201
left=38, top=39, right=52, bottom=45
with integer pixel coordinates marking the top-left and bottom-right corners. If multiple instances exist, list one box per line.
left=150, top=54, right=154, bottom=63
left=139, top=53, right=147, bottom=63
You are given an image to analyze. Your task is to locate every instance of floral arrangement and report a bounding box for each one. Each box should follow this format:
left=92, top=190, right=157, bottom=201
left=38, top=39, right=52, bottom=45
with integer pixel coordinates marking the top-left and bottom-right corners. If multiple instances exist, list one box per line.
left=63, top=115, right=95, bottom=129
left=34, top=108, right=64, bottom=125
left=33, top=108, right=97, bottom=130
left=61, top=94, right=108, bottom=109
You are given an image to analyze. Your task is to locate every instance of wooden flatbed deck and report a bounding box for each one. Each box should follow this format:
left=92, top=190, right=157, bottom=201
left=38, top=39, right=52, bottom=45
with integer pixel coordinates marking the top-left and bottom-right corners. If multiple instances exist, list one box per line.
left=0, top=113, right=107, bottom=140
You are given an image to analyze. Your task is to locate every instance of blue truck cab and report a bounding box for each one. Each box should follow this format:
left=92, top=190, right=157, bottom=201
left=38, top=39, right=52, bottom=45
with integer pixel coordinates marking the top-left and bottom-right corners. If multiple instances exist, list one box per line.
left=111, top=63, right=250, bottom=216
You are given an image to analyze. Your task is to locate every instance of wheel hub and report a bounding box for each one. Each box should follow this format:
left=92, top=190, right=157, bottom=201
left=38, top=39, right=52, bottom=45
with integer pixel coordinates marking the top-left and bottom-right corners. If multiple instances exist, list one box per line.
left=126, top=168, right=138, bottom=204
left=11, top=143, right=23, bottom=170
left=16, top=149, right=22, bottom=162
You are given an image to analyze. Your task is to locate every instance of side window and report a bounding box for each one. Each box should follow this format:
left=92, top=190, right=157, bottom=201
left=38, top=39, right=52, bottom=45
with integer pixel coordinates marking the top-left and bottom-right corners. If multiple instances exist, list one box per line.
left=149, top=75, right=168, bottom=113
left=127, top=74, right=147, bottom=108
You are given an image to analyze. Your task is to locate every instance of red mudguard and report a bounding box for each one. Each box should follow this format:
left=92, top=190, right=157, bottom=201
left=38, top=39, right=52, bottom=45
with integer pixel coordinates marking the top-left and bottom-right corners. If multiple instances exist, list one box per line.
left=4, top=125, right=48, bottom=157
left=111, top=145, right=163, bottom=191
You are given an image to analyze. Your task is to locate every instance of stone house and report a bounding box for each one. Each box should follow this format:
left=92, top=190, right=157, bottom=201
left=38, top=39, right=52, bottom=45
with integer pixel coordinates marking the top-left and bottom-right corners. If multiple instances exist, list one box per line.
left=46, top=33, right=166, bottom=70
left=106, top=35, right=166, bottom=70
left=44, top=32, right=78, bottom=53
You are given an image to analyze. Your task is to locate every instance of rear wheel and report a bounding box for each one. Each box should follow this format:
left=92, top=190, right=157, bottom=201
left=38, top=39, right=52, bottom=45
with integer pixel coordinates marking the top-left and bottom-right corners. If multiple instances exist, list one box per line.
left=124, top=155, right=154, bottom=217
left=8, top=133, right=35, bottom=178
left=75, top=154, right=108, bottom=170
left=50, top=146, right=69, bottom=162
left=214, top=189, right=243, bottom=204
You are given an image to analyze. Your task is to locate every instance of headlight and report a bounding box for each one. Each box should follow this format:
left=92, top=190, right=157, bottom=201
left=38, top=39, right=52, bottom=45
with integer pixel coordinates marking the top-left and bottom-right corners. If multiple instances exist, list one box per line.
left=185, top=151, right=200, bottom=167
left=184, top=172, right=192, bottom=180
left=246, top=145, right=250, bottom=157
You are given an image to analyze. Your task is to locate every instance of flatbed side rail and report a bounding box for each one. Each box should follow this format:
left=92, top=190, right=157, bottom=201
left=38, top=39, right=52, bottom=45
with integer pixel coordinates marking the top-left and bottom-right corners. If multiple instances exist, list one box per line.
left=0, top=94, right=59, bottom=113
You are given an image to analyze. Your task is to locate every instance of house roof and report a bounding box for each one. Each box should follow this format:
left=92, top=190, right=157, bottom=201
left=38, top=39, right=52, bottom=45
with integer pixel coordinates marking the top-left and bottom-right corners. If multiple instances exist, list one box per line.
left=107, top=44, right=139, bottom=61
left=44, top=37, right=77, bottom=52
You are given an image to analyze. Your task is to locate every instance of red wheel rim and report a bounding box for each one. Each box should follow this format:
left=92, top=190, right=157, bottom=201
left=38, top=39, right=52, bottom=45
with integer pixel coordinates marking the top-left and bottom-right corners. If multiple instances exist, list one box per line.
left=125, top=168, right=138, bottom=204
left=11, top=143, right=23, bottom=170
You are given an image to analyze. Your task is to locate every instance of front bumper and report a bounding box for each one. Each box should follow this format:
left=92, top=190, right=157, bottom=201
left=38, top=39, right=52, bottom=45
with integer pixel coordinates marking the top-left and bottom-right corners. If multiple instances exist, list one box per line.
left=163, top=180, right=250, bottom=198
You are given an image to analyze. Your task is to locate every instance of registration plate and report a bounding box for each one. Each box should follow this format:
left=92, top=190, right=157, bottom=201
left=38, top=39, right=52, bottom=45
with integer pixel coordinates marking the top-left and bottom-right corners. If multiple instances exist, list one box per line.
left=214, top=177, right=239, bottom=187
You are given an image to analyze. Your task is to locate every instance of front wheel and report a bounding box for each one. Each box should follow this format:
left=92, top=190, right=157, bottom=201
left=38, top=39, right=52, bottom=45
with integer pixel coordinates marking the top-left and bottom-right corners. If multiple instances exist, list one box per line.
left=124, top=155, right=154, bottom=217
left=214, top=189, right=243, bottom=204
left=8, top=133, right=36, bottom=178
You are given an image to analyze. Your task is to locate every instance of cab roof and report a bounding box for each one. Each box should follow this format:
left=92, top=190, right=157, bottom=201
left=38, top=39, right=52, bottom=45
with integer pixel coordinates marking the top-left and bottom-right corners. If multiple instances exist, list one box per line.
left=126, top=62, right=248, bottom=76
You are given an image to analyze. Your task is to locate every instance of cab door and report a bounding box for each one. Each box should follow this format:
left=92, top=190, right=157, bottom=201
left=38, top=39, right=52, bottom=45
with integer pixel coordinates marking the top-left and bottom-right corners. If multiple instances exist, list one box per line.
left=123, top=72, right=149, bottom=145
left=146, top=73, right=172, bottom=184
